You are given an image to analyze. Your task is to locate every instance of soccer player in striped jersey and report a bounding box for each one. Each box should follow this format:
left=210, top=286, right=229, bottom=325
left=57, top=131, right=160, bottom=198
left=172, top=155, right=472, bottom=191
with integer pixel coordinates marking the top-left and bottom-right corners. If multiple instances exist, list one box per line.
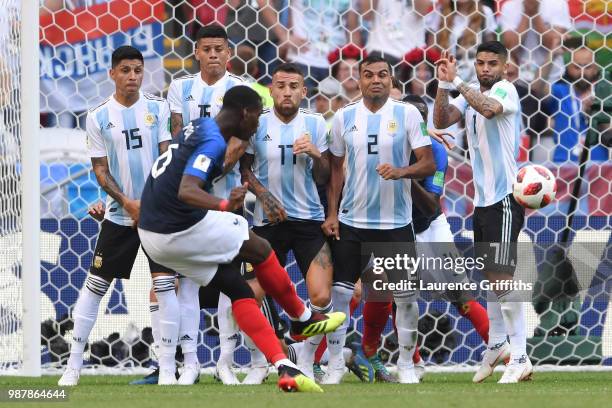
left=240, top=63, right=333, bottom=380
left=165, top=24, right=268, bottom=386
left=360, top=95, right=490, bottom=382
left=322, top=55, right=436, bottom=384
left=433, top=41, right=530, bottom=383
left=58, top=46, right=173, bottom=386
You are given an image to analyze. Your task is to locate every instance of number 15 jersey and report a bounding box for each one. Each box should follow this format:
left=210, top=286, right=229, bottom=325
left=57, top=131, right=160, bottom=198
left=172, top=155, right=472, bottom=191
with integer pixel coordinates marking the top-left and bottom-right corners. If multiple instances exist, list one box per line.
left=329, top=99, right=431, bottom=230
left=87, top=92, right=171, bottom=226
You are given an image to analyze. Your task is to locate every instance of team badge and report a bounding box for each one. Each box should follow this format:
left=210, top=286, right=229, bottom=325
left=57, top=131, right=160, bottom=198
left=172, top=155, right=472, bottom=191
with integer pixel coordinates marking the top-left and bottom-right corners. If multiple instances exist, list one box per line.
left=144, top=113, right=157, bottom=127
left=216, top=95, right=224, bottom=106
left=302, top=131, right=311, bottom=141
left=93, top=255, right=103, bottom=269
left=387, top=120, right=397, bottom=133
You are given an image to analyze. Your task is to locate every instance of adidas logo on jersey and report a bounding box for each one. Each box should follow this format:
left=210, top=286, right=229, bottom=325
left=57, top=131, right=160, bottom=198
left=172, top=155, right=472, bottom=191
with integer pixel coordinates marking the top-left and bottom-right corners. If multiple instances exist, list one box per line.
left=185, top=95, right=195, bottom=101
left=349, top=125, right=358, bottom=132
left=262, top=134, right=272, bottom=141
left=105, top=122, right=115, bottom=129
left=180, top=335, right=193, bottom=341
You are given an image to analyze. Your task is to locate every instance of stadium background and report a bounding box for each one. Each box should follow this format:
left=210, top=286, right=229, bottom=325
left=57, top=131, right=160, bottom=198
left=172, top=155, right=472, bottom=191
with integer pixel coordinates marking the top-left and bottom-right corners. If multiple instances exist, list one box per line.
left=0, top=0, right=610, bottom=373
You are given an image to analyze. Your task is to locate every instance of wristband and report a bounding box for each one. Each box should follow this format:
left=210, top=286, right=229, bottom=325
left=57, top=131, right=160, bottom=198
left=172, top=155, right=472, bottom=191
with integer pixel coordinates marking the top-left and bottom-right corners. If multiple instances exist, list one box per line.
left=218, top=199, right=229, bottom=212
left=437, top=80, right=455, bottom=90
left=452, top=77, right=465, bottom=88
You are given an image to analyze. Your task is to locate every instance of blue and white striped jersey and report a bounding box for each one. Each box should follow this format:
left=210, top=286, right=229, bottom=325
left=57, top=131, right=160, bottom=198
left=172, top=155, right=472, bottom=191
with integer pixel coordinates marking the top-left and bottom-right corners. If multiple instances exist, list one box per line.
left=450, top=80, right=521, bottom=207
left=86, top=92, right=171, bottom=226
left=167, top=71, right=246, bottom=199
left=246, top=108, right=328, bottom=226
left=329, top=98, right=431, bottom=230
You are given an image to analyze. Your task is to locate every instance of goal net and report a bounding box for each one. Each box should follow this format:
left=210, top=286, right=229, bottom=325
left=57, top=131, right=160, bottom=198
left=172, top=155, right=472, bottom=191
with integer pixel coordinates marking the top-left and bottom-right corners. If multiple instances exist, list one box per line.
left=1, top=0, right=610, bottom=375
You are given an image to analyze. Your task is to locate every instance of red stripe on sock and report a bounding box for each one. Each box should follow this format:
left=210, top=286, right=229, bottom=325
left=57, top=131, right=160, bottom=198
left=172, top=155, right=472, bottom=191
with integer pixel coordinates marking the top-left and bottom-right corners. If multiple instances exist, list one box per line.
left=253, top=251, right=305, bottom=319
left=458, top=300, right=489, bottom=344
left=362, top=301, right=392, bottom=358
left=232, top=298, right=286, bottom=364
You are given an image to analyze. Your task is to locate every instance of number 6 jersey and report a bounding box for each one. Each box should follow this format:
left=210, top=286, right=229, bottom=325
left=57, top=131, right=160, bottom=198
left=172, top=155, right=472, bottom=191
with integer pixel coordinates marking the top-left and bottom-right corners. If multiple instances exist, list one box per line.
left=86, top=92, right=171, bottom=226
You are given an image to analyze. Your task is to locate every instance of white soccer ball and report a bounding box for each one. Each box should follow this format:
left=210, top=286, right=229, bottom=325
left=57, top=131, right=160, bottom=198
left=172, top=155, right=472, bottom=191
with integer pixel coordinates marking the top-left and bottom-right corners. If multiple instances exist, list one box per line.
left=513, top=164, right=557, bottom=209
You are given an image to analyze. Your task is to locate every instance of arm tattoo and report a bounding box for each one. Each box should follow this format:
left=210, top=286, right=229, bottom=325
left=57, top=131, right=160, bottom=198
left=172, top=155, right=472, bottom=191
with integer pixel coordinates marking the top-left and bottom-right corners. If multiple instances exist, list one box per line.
left=91, top=157, right=127, bottom=206
left=170, top=112, right=183, bottom=139
left=313, top=242, right=333, bottom=270
left=456, top=82, right=503, bottom=118
left=261, top=191, right=284, bottom=218
left=312, top=151, right=330, bottom=185
left=433, top=89, right=452, bottom=129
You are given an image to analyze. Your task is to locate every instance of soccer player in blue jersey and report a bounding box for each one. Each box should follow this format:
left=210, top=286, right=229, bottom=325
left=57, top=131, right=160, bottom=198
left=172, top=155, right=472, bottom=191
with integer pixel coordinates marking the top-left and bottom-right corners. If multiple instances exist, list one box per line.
left=240, top=63, right=333, bottom=379
left=322, top=55, right=436, bottom=384
left=137, top=85, right=345, bottom=389
left=434, top=41, right=529, bottom=383
left=58, top=46, right=173, bottom=386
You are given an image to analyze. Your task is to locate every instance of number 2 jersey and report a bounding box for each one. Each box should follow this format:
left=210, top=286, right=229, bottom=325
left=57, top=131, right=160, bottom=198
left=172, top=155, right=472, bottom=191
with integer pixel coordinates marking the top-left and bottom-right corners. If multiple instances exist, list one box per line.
left=86, top=92, right=171, bottom=226
left=139, top=117, right=227, bottom=234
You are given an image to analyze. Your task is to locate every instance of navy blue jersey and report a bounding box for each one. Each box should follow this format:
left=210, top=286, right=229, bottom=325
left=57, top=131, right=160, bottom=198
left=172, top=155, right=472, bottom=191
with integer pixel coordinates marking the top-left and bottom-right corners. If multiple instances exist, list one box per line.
left=139, top=117, right=227, bottom=234
left=411, top=138, right=448, bottom=234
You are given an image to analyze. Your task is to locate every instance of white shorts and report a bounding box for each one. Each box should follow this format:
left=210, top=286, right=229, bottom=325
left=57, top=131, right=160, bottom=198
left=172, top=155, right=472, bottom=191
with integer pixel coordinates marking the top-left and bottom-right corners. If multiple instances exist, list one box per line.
left=415, top=214, right=469, bottom=300
left=138, top=211, right=250, bottom=286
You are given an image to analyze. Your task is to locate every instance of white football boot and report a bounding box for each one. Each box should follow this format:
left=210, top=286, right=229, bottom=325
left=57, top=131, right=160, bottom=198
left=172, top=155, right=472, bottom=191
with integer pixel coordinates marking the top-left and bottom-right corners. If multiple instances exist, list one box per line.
left=498, top=355, right=533, bottom=383
left=472, top=341, right=511, bottom=383
left=58, top=367, right=80, bottom=386
left=158, top=368, right=178, bottom=385
left=177, top=364, right=200, bottom=385
left=215, top=359, right=240, bottom=385
left=242, top=364, right=269, bottom=385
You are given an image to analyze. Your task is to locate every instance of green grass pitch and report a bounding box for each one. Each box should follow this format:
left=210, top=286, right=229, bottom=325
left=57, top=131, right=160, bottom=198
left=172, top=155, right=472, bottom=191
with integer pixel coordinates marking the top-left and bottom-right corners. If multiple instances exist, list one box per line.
left=1, top=372, right=611, bottom=408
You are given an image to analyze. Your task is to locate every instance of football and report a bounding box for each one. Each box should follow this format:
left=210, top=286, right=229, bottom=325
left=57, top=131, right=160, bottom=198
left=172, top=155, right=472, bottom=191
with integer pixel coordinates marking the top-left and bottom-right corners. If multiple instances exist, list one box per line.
left=513, top=164, right=557, bottom=209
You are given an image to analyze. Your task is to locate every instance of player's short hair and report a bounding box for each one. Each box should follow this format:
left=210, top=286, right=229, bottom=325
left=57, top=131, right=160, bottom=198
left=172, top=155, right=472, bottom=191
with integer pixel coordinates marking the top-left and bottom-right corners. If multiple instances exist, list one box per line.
left=476, top=41, right=508, bottom=60
left=222, top=85, right=262, bottom=112
left=195, top=24, right=228, bottom=43
left=111, top=46, right=144, bottom=68
left=272, top=62, right=304, bottom=78
left=391, top=76, right=402, bottom=91
left=402, top=94, right=428, bottom=122
left=359, top=55, right=391, bottom=73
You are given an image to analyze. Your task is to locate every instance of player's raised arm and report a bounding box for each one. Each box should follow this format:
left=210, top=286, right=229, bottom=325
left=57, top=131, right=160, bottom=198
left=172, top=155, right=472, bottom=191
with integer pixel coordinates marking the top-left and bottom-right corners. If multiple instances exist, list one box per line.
left=433, top=51, right=463, bottom=129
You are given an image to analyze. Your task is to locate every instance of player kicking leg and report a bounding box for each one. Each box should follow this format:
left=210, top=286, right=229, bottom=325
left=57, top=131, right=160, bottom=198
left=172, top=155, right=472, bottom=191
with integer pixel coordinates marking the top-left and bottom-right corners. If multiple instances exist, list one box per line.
left=137, top=86, right=344, bottom=391
left=59, top=46, right=174, bottom=386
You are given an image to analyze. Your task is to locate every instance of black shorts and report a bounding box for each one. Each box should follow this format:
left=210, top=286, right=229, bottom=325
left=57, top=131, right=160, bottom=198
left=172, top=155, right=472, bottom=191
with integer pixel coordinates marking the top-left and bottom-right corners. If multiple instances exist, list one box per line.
left=473, top=194, right=525, bottom=274
left=90, top=220, right=173, bottom=281
left=331, top=222, right=415, bottom=284
left=195, top=259, right=252, bottom=309
left=252, top=220, right=326, bottom=278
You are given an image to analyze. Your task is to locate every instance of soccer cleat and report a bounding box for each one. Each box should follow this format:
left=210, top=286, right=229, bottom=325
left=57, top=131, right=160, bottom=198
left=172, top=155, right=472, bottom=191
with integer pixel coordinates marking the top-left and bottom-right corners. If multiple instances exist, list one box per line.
left=397, top=362, right=420, bottom=384
left=290, top=312, right=346, bottom=340
left=369, top=354, right=398, bottom=383
left=414, top=359, right=426, bottom=381
left=313, top=363, right=325, bottom=383
left=58, top=367, right=80, bottom=386
left=473, top=341, right=511, bottom=383
left=158, top=368, right=178, bottom=385
left=242, top=364, right=269, bottom=385
left=346, top=348, right=374, bottom=383
left=129, top=368, right=180, bottom=385
left=498, top=355, right=533, bottom=384
left=177, top=364, right=201, bottom=385
left=215, top=360, right=240, bottom=385
left=277, top=365, right=323, bottom=393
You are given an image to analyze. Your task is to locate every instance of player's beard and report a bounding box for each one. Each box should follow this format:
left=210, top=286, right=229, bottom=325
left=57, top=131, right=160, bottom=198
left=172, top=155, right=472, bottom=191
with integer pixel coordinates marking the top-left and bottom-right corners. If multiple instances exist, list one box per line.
left=275, top=102, right=299, bottom=119
left=477, top=72, right=503, bottom=90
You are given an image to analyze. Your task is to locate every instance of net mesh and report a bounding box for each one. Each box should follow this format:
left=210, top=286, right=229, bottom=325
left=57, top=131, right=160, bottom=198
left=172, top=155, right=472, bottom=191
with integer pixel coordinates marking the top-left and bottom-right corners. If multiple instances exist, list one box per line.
left=1, top=0, right=610, bottom=372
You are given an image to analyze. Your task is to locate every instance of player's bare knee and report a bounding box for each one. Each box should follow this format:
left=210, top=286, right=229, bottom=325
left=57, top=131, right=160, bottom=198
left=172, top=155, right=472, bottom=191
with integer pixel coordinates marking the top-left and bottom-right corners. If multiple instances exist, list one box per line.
left=309, top=292, right=331, bottom=309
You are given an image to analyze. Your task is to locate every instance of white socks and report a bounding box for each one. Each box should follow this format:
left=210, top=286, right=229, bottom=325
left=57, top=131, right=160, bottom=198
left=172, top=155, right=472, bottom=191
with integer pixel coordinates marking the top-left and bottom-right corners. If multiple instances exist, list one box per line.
left=177, top=277, right=200, bottom=366
left=66, top=275, right=111, bottom=370
left=486, top=291, right=508, bottom=347
left=149, top=302, right=160, bottom=359
left=326, top=284, right=353, bottom=369
left=244, top=334, right=267, bottom=367
left=395, top=300, right=419, bottom=366
left=217, top=292, right=238, bottom=364
left=499, top=290, right=527, bottom=361
left=152, top=276, right=179, bottom=372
